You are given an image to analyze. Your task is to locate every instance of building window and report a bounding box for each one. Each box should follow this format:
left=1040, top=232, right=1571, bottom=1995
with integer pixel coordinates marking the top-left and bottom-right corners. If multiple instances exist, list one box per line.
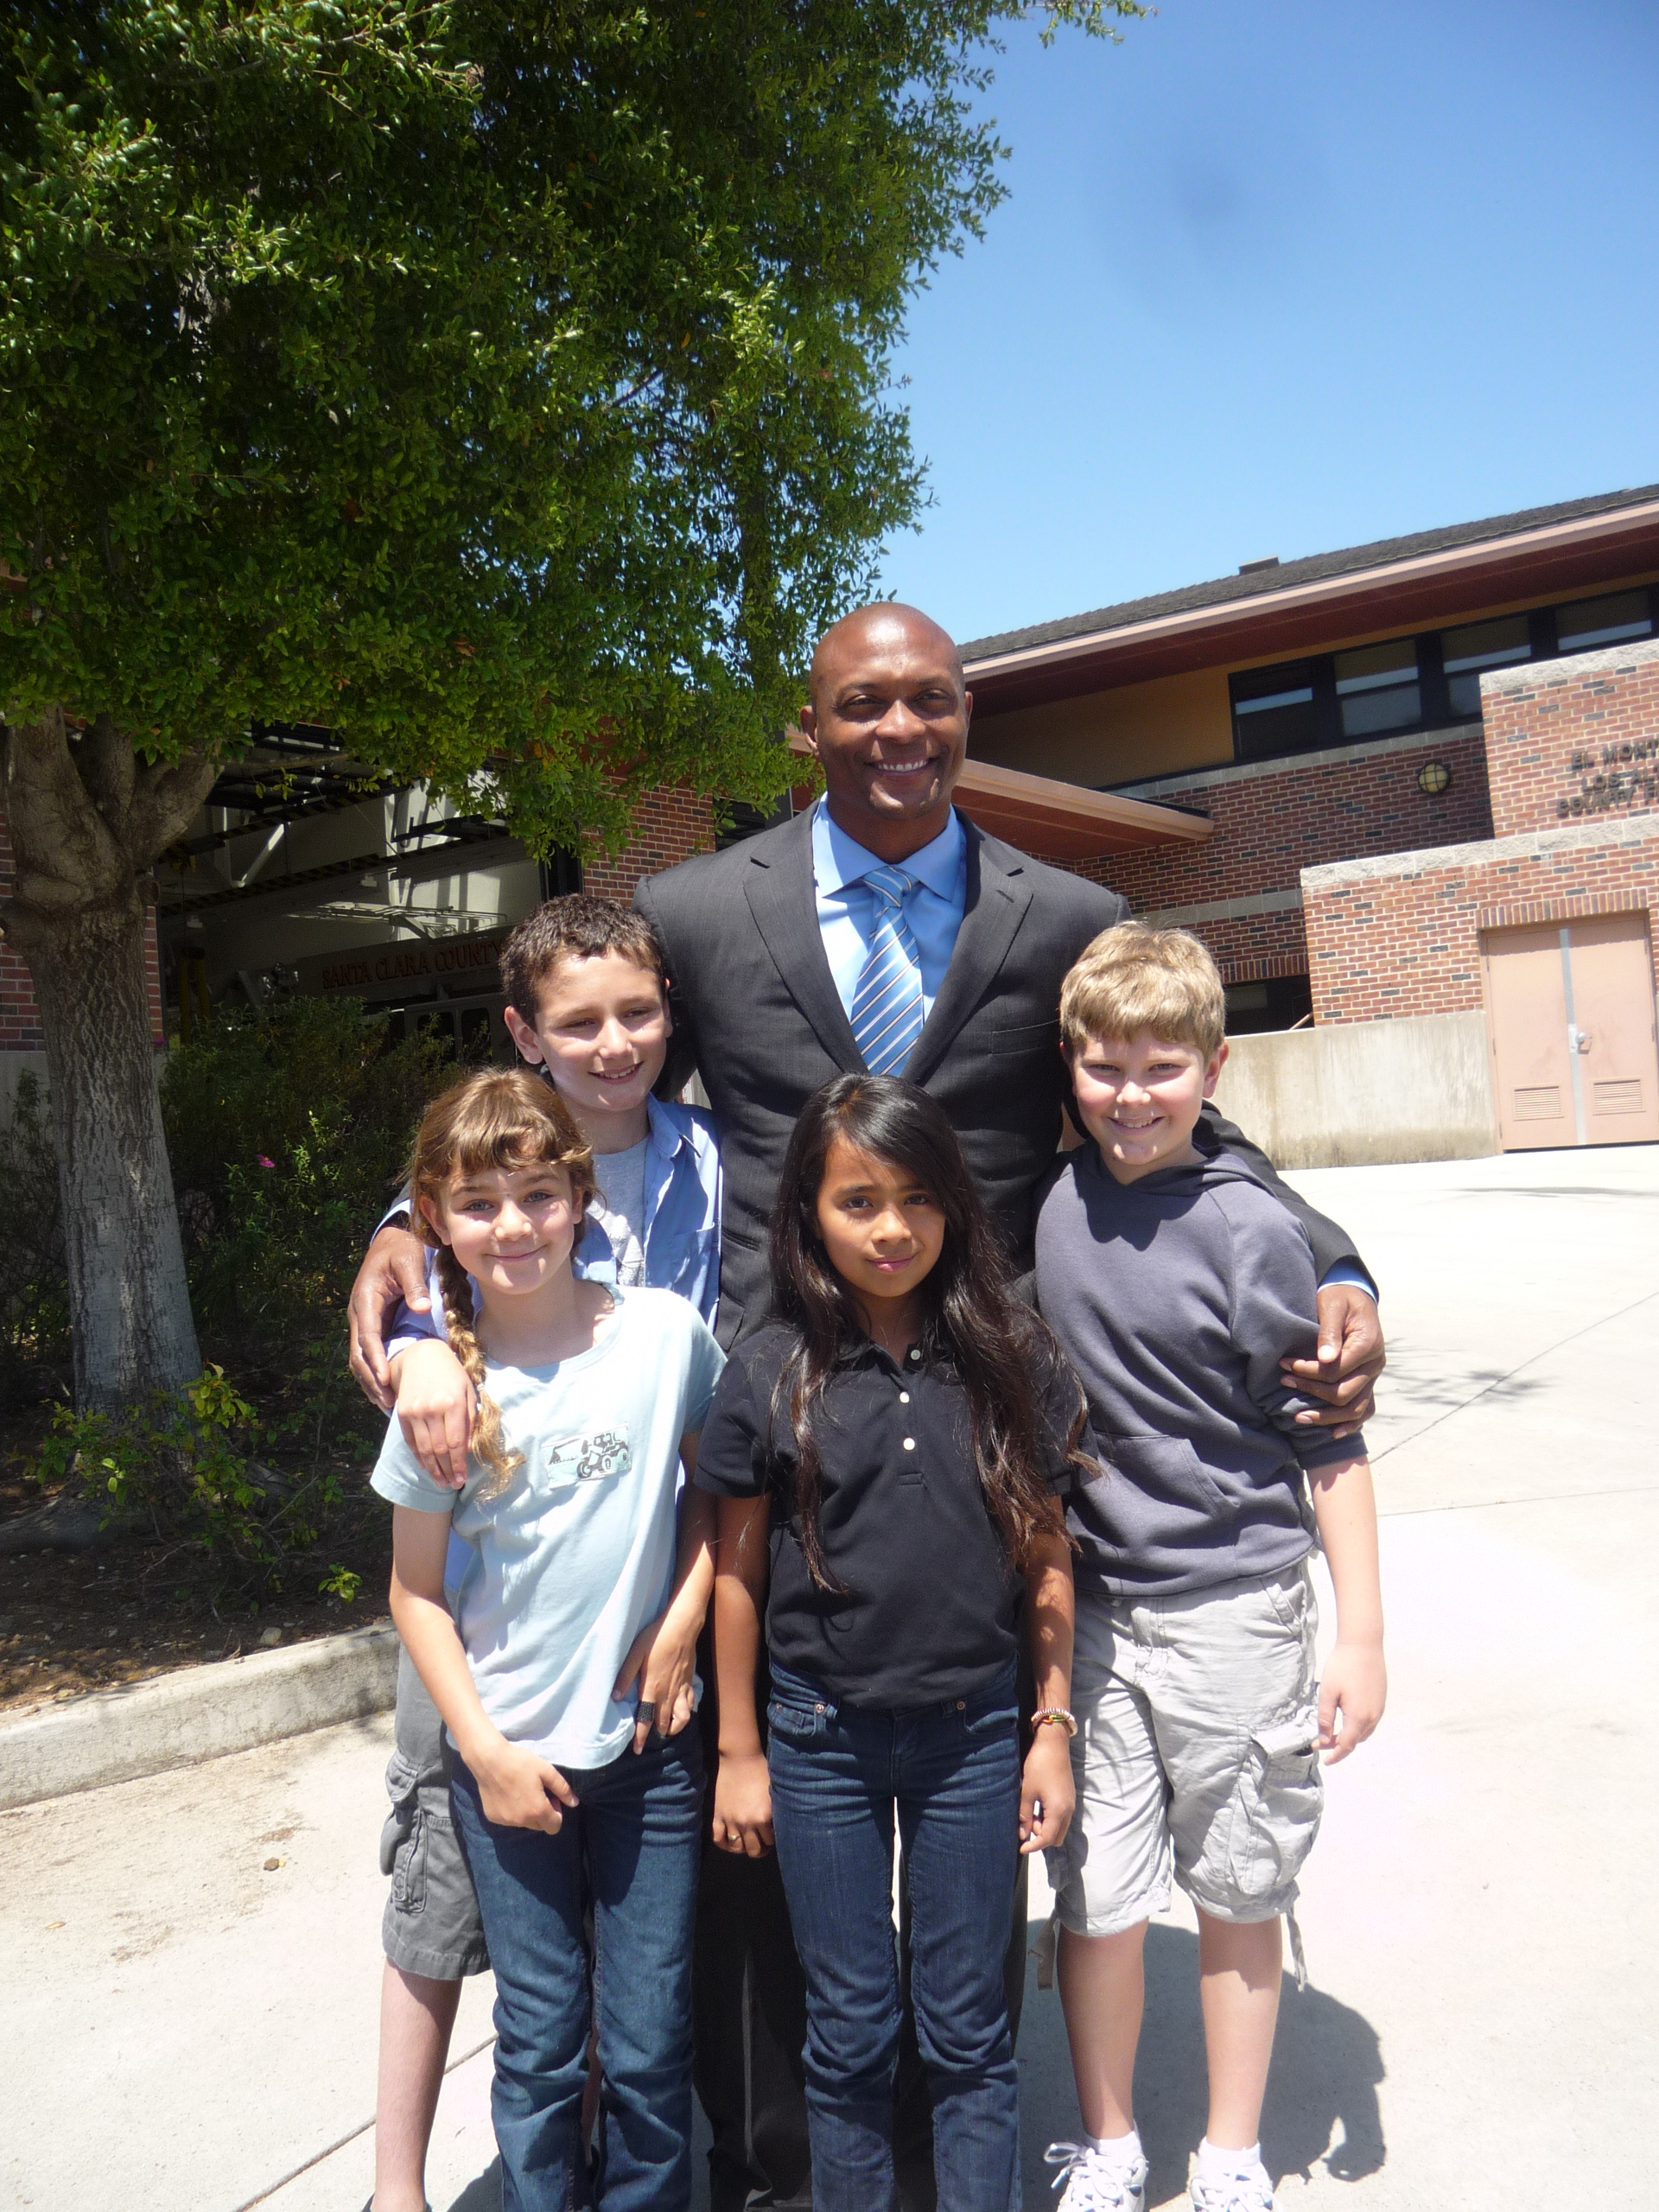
left=1440, top=615, right=1532, bottom=720
left=1230, top=661, right=1322, bottom=761
left=1228, top=582, right=1659, bottom=763
left=1224, top=975, right=1313, bottom=1033
left=1554, top=589, right=1654, bottom=652
left=1335, top=639, right=1421, bottom=738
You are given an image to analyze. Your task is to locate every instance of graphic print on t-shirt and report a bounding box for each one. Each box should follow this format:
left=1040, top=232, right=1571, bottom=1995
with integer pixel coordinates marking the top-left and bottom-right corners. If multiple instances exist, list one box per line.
left=543, top=1427, right=633, bottom=1484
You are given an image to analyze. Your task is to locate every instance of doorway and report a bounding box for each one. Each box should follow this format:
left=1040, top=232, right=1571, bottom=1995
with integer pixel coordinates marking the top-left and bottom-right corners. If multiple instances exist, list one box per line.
left=1481, top=912, right=1659, bottom=1149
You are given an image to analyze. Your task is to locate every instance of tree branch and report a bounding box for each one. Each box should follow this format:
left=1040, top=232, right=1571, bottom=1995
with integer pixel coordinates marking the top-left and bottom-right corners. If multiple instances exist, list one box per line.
left=3, top=708, right=130, bottom=918
left=129, top=751, right=222, bottom=861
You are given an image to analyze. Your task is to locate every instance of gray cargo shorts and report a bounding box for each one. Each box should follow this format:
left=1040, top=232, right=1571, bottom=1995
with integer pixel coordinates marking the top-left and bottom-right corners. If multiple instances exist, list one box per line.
left=380, top=1645, right=490, bottom=1980
left=1047, top=1561, right=1323, bottom=1936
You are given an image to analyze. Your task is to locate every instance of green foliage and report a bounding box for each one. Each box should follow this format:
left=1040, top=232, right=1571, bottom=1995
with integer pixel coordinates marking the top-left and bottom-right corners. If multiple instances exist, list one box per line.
left=162, top=990, right=453, bottom=1360
left=0, top=1070, right=67, bottom=1365
left=23, top=1362, right=354, bottom=1600
left=0, top=0, right=1143, bottom=852
left=5, top=996, right=454, bottom=1600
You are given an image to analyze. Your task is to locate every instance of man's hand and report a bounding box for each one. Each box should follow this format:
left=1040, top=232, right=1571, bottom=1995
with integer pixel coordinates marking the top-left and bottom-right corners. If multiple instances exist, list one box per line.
left=394, top=1338, right=475, bottom=1490
left=349, top=1224, right=434, bottom=1410
left=712, top=1750, right=775, bottom=1856
left=1282, top=1284, right=1386, bottom=1439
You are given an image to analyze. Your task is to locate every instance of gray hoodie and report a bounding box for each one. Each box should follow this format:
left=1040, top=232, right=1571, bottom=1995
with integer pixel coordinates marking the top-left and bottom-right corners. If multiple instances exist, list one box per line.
left=1034, top=1146, right=1361, bottom=1599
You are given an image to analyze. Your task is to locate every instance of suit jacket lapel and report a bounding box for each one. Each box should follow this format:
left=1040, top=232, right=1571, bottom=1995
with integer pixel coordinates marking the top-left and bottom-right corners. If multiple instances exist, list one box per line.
left=906, top=818, right=1033, bottom=1087
left=742, top=810, right=865, bottom=1071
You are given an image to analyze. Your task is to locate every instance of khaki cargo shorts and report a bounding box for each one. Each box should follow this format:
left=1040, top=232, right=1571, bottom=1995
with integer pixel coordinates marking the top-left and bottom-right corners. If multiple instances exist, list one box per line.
left=1047, top=1562, right=1323, bottom=1936
left=379, top=1645, right=490, bottom=1980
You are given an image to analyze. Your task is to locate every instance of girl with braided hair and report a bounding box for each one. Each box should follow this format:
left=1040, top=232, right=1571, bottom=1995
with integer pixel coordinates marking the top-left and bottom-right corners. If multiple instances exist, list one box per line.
left=372, top=1067, right=725, bottom=2211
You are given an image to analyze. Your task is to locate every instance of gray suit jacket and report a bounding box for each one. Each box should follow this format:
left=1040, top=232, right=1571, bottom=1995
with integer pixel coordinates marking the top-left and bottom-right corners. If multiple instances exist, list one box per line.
left=636, top=805, right=1361, bottom=1341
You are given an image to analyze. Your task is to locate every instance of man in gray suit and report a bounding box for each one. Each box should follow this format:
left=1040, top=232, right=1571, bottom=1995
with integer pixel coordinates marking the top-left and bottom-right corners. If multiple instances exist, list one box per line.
left=348, top=601, right=1383, bottom=2209
left=638, top=606, right=1382, bottom=1350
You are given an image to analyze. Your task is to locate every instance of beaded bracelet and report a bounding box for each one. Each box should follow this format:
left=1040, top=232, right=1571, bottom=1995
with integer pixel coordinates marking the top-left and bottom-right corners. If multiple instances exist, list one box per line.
left=1030, top=1707, right=1078, bottom=1737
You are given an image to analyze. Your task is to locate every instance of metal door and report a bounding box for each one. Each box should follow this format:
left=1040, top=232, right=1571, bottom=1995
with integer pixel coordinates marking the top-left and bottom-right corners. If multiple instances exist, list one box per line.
left=1482, top=913, right=1659, bottom=1149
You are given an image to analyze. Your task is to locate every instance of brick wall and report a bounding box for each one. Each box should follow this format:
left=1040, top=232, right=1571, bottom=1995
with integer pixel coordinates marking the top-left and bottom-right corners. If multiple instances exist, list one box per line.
left=0, top=810, right=43, bottom=1052
left=1303, top=817, right=1659, bottom=1024
left=1303, top=641, right=1659, bottom=1023
left=1036, top=724, right=1491, bottom=985
left=582, top=786, right=715, bottom=904
left=1483, top=636, right=1659, bottom=838
left=0, top=806, right=165, bottom=1052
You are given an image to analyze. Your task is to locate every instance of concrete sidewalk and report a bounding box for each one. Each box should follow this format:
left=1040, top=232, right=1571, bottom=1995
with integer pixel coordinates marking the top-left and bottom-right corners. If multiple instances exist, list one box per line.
left=3, top=1145, right=1655, bottom=2211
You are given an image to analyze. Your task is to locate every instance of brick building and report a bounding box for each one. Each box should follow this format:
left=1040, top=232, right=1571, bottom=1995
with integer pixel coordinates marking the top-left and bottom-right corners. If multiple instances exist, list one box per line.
left=960, top=482, right=1659, bottom=1154
left=6, top=481, right=1657, bottom=1159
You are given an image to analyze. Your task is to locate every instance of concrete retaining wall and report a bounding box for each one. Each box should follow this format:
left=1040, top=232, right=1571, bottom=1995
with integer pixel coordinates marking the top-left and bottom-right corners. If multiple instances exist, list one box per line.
left=1213, top=1009, right=1497, bottom=1167
left=0, top=1619, right=400, bottom=1809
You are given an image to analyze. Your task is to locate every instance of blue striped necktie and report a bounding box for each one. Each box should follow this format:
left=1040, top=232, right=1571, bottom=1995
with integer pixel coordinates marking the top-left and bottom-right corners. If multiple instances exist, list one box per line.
left=850, top=864, right=925, bottom=1076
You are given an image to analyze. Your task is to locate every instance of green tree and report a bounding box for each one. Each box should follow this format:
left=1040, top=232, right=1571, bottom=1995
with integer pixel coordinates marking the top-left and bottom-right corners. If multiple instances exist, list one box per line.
left=0, top=0, right=1140, bottom=1406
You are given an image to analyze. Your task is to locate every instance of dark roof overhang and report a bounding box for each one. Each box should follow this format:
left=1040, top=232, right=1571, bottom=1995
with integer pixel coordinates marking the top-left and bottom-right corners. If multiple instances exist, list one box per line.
left=962, top=486, right=1659, bottom=714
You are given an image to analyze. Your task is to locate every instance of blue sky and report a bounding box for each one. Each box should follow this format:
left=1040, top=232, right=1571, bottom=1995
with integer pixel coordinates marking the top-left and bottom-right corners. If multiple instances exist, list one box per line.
left=875, top=0, right=1659, bottom=647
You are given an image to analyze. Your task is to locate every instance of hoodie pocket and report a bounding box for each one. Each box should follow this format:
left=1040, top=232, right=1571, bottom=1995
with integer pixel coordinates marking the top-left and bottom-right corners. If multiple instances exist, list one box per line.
left=1078, top=1434, right=1235, bottom=1580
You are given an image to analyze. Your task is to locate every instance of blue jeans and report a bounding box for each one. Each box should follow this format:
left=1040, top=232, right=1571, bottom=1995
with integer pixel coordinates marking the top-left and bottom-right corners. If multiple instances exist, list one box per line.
left=451, top=1730, right=702, bottom=2212
left=766, top=1660, right=1023, bottom=2212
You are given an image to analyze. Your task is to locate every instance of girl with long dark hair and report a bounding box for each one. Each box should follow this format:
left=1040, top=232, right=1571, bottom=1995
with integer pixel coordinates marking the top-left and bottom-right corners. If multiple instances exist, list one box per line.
left=693, top=1073, right=1084, bottom=2212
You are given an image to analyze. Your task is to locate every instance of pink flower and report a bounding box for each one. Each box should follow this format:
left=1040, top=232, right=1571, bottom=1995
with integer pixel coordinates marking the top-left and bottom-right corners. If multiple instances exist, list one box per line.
left=257, top=1154, right=276, bottom=1169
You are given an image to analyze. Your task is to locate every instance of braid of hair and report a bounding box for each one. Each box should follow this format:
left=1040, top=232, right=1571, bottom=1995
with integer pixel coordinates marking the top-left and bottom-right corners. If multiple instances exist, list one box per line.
left=434, top=1243, right=524, bottom=1501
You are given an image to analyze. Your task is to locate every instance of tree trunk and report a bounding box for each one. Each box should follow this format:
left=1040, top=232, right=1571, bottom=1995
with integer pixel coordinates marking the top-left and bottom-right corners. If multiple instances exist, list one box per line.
left=2, top=709, right=219, bottom=1408
left=30, top=889, right=202, bottom=1405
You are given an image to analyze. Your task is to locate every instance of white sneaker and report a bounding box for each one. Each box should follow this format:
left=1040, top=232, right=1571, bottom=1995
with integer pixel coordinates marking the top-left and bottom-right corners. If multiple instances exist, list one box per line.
left=1044, top=2141, right=1150, bottom=2212
left=1189, top=2162, right=1274, bottom=2212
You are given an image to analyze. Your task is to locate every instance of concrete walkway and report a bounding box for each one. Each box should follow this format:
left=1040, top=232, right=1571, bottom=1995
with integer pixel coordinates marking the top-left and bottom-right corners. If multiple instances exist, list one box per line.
left=3, top=1145, right=1654, bottom=2211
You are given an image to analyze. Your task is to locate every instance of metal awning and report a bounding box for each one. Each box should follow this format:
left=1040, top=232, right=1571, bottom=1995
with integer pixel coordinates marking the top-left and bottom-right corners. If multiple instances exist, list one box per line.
left=947, top=755, right=1211, bottom=860
left=787, top=737, right=1211, bottom=860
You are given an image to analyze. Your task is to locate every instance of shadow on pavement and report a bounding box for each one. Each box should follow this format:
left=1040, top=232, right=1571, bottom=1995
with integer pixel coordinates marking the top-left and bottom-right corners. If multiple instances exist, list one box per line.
left=1019, top=1923, right=1386, bottom=2205
left=444, top=2158, right=501, bottom=2212
left=447, top=1929, right=1384, bottom=2210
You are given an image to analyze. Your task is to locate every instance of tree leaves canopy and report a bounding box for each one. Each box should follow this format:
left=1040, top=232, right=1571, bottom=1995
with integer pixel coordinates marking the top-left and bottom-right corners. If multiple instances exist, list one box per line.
left=0, top=0, right=1141, bottom=852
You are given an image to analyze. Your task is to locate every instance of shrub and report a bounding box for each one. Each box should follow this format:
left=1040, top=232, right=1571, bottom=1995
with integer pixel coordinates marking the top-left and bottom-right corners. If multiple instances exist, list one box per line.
left=8, top=995, right=465, bottom=1605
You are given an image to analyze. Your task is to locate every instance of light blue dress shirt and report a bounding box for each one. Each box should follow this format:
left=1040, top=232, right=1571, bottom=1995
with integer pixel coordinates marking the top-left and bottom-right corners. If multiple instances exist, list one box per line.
left=806, top=797, right=1374, bottom=1304
left=810, top=798, right=967, bottom=1020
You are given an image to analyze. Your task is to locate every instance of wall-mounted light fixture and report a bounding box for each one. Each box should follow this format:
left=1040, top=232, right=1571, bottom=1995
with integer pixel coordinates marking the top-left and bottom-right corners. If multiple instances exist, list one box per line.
left=1417, top=761, right=1452, bottom=796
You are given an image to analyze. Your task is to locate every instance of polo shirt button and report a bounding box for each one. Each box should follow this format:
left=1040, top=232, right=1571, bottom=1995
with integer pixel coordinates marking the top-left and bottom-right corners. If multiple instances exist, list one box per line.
left=899, top=1391, right=910, bottom=1405
left=902, top=1437, right=916, bottom=1451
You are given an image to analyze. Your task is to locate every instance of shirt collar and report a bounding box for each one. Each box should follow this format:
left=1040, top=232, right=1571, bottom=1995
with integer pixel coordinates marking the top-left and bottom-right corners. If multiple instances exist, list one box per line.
left=533, top=1062, right=683, bottom=1163
left=644, top=1091, right=686, bottom=1160
left=811, top=797, right=966, bottom=904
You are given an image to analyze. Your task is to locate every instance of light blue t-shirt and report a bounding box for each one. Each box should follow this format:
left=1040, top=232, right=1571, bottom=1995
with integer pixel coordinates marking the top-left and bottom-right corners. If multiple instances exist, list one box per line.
left=372, top=1287, right=724, bottom=1768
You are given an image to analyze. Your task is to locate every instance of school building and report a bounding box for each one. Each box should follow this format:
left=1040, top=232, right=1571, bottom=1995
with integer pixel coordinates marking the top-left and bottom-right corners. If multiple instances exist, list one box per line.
left=957, top=480, right=1659, bottom=1161
left=3, top=481, right=1657, bottom=1163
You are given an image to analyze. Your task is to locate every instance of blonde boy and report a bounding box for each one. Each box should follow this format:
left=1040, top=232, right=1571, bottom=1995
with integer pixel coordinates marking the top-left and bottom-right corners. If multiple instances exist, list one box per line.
left=1033, top=925, right=1385, bottom=2212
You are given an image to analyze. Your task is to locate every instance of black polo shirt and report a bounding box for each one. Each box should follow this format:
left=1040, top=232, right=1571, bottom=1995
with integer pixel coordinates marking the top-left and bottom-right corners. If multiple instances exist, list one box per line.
left=694, top=1322, right=1075, bottom=1711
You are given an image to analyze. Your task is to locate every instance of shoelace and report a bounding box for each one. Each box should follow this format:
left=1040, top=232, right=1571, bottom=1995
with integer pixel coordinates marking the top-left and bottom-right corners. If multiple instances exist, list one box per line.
left=1044, top=2142, right=1143, bottom=2209
left=1190, top=2166, right=1274, bottom=2212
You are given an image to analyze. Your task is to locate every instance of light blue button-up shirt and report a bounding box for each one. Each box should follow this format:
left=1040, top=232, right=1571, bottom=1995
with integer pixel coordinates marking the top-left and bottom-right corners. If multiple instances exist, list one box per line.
left=811, top=798, right=968, bottom=1021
